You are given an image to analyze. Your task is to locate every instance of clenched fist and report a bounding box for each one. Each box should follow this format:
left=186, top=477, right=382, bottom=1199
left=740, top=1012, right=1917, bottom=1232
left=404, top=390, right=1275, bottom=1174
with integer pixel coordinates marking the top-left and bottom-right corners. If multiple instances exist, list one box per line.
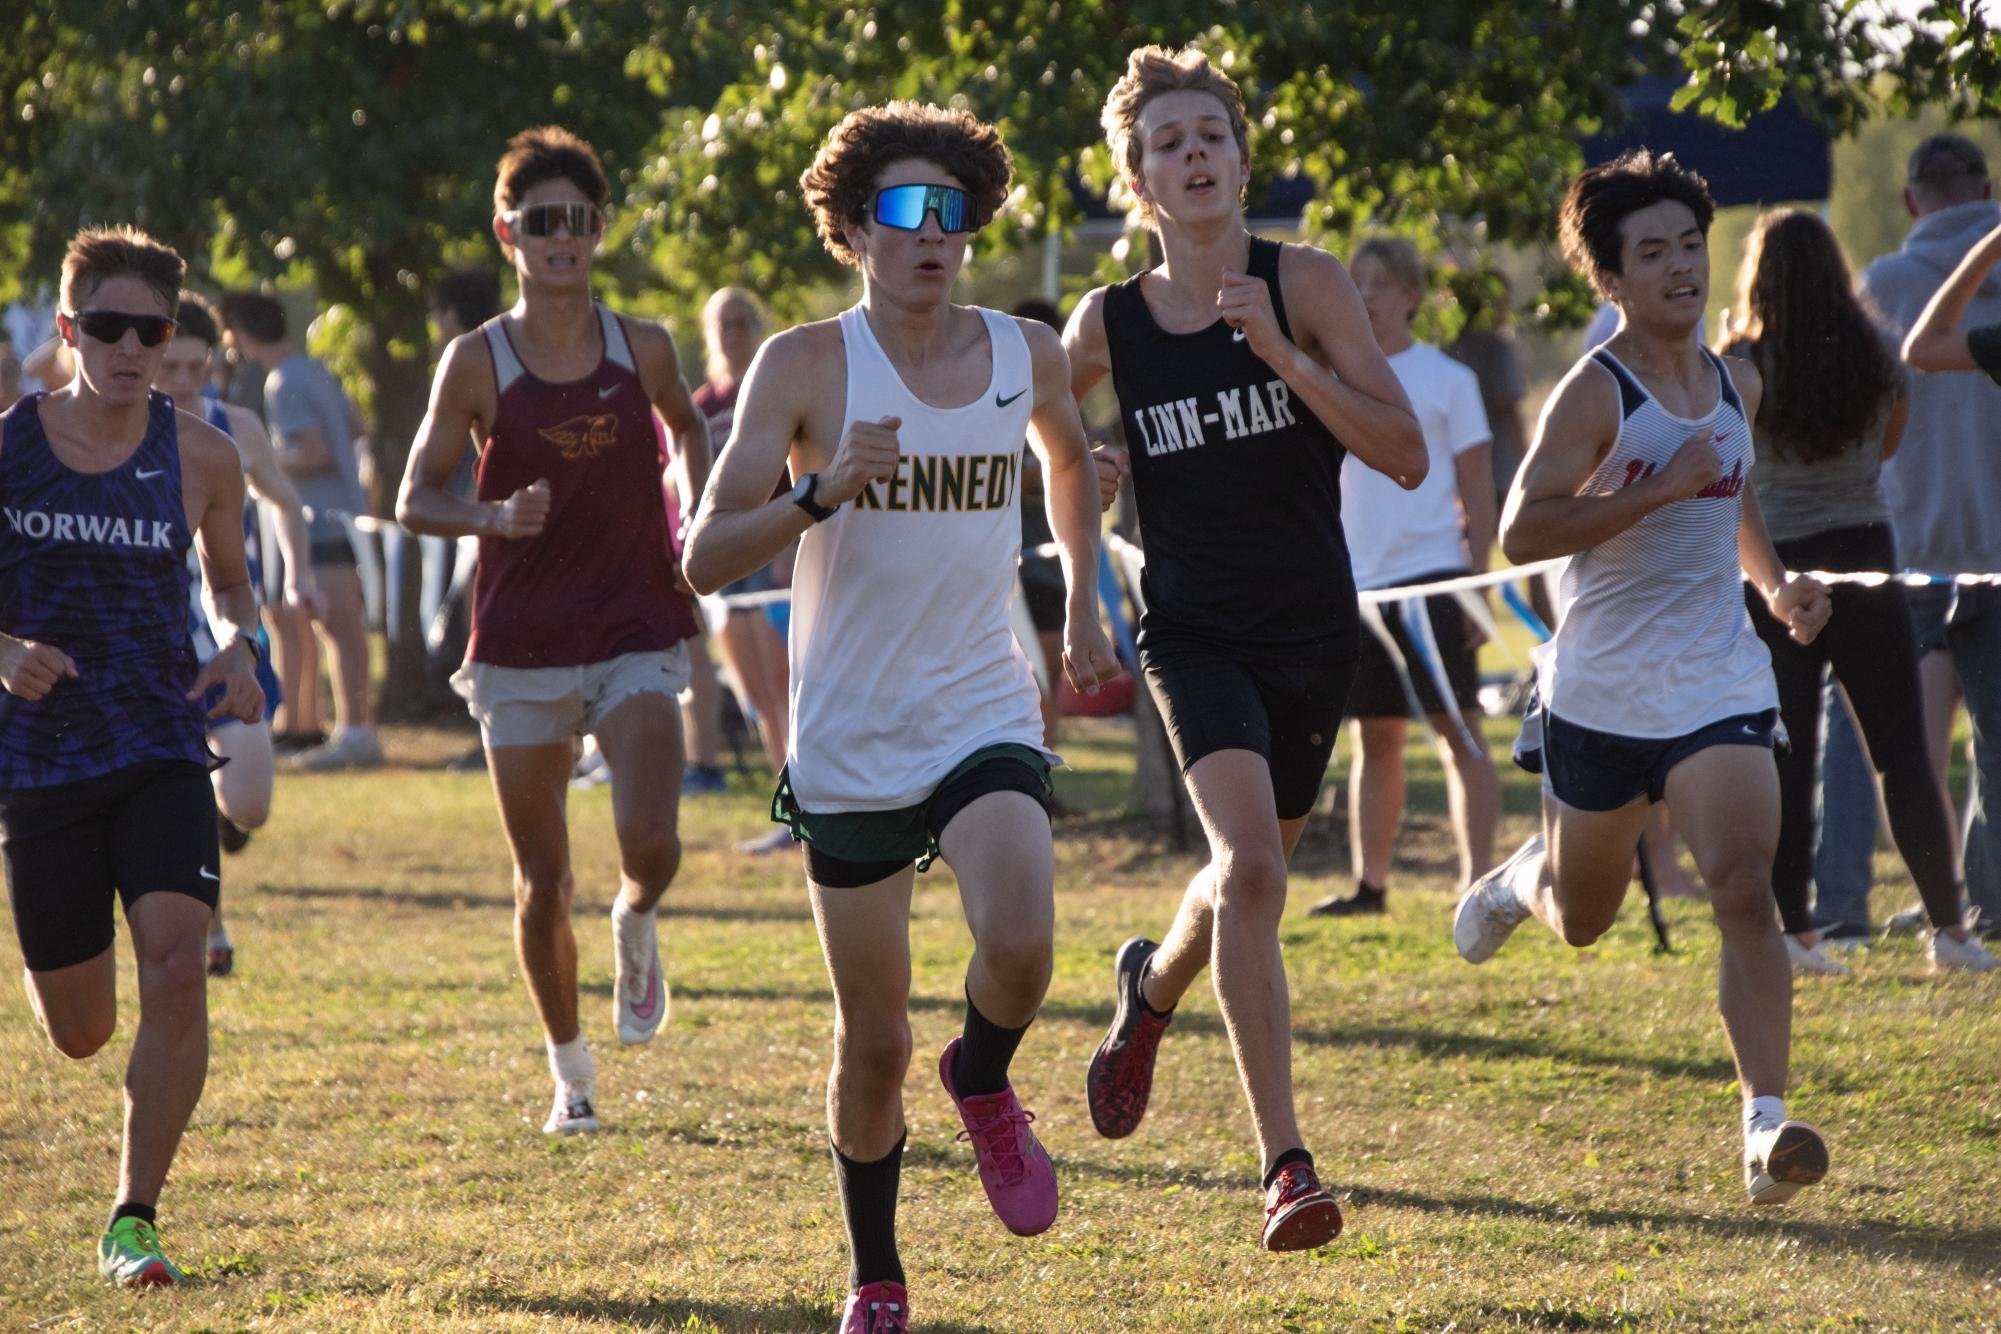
left=488, top=478, right=552, bottom=539
left=0, top=638, right=78, bottom=701
left=818, top=417, right=903, bottom=507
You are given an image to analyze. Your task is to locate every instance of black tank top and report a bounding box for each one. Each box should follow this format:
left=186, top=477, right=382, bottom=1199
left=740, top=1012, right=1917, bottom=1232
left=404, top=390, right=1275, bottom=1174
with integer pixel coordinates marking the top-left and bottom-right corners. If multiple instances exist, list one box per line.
left=1103, top=237, right=1357, bottom=660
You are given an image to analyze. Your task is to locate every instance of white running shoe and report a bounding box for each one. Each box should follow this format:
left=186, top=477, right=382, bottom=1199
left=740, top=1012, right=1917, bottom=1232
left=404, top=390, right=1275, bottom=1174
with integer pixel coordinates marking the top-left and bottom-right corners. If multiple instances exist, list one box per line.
left=612, top=900, right=669, bottom=1045
left=1785, top=936, right=1851, bottom=977
left=543, top=1080, right=600, bottom=1135
left=1744, top=1118, right=1827, bottom=1205
left=1883, top=904, right=1927, bottom=937
left=1453, top=833, right=1544, bottom=964
left=1928, top=930, right=2000, bottom=974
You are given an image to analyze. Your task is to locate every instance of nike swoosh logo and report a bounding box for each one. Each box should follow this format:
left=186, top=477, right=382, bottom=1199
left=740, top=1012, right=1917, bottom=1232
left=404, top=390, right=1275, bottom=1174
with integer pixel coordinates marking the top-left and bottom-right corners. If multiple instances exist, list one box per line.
left=136, top=468, right=166, bottom=480
left=198, top=867, right=220, bottom=882
left=598, top=384, right=619, bottom=400
left=995, top=388, right=1028, bottom=408
left=631, top=961, right=661, bottom=1021
left=1231, top=328, right=1247, bottom=343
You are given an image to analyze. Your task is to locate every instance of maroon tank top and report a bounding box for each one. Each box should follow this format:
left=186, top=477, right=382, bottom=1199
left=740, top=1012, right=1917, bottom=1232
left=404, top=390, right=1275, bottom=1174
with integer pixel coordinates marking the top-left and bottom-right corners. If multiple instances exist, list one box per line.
left=466, top=306, right=698, bottom=667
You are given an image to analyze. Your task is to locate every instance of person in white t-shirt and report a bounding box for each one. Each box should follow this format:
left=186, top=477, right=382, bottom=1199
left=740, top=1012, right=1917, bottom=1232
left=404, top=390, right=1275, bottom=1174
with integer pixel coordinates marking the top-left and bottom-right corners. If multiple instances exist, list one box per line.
left=1313, top=237, right=1499, bottom=915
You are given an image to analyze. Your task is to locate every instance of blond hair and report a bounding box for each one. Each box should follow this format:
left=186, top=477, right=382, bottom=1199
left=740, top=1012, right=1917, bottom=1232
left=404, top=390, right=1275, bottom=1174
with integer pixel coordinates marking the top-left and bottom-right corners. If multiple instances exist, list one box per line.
left=1100, top=46, right=1251, bottom=225
left=1351, top=236, right=1426, bottom=296
left=701, top=287, right=765, bottom=384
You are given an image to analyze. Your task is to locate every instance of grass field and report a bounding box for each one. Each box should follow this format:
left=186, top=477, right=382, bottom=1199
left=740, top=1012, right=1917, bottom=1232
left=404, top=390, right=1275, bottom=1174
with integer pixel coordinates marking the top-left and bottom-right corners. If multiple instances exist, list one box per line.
left=1, top=715, right=1997, bottom=1332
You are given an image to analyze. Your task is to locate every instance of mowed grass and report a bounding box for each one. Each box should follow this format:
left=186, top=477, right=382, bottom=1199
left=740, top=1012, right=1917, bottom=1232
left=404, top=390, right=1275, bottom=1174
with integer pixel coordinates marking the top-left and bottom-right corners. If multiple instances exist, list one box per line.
left=1, top=715, right=1998, bottom=1332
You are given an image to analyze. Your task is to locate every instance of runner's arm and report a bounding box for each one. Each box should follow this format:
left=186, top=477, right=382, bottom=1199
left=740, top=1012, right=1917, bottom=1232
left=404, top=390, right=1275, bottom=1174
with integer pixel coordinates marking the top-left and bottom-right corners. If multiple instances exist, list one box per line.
left=1501, top=363, right=1693, bottom=562
left=1454, top=443, right=1497, bottom=574
left=631, top=319, right=713, bottom=520
left=396, top=335, right=513, bottom=539
left=223, top=404, right=321, bottom=614
left=1271, top=247, right=1427, bottom=488
left=182, top=413, right=265, bottom=722
left=683, top=331, right=817, bottom=594
left=1023, top=321, right=1117, bottom=691
left=1062, top=288, right=1132, bottom=501
left=1904, top=221, right=2001, bottom=372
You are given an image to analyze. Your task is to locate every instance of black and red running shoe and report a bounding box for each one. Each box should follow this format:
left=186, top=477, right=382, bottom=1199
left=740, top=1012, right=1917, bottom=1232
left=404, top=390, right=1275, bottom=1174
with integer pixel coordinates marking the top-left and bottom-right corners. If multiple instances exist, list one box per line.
left=1086, top=936, right=1173, bottom=1139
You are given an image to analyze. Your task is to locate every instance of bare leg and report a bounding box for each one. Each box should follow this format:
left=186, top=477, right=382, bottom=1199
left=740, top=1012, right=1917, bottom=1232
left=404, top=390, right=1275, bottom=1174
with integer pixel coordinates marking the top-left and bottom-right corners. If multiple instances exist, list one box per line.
left=940, top=791, right=1056, bottom=1028
left=595, top=692, right=686, bottom=915
left=266, top=602, right=316, bottom=736
left=207, top=720, right=275, bottom=952
left=717, top=611, right=791, bottom=774
left=118, top=893, right=212, bottom=1207
left=1431, top=707, right=1499, bottom=886
left=810, top=869, right=916, bottom=1161
left=488, top=741, right=580, bottom=1044
left=1182, top=749, right=1308, bottom=1173
left=312, top=566, right=374, bottom=733
left=680, top=641, right=724, bottom=773
left=1348, top=717, right=1406, bottom=889
left=1529, top=790, right=1652, bottom=945
left=1664, top=744, right=1791, bottom=1099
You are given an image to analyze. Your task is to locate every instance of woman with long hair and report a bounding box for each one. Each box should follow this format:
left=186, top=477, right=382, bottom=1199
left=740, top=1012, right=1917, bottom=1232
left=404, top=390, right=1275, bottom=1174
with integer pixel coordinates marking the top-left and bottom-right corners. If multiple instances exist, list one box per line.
left=1723, top=208, right=1994, bottom=973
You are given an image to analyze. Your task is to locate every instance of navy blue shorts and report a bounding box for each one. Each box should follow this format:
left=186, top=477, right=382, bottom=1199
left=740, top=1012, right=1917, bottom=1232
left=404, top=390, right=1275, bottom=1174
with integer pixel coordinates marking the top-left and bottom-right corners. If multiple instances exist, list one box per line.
left=1514, top=694, right=1782, bottom=812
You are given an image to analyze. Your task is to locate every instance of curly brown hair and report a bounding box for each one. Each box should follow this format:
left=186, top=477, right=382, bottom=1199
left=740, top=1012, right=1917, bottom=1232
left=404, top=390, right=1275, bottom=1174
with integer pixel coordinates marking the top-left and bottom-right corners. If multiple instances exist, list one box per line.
left=799, top=102, right=1012, bottom=269
left=1100, top=45, right=1251, bottom=226
left=1726, top=209, right=1900, bottom=466
left=1558, top=148, right=1714, bottom=299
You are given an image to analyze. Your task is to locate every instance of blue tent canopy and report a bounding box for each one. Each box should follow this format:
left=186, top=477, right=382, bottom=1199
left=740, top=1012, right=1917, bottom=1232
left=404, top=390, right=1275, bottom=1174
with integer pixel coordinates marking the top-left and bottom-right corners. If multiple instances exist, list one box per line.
left=1582, top=76, right=1831, bottom=206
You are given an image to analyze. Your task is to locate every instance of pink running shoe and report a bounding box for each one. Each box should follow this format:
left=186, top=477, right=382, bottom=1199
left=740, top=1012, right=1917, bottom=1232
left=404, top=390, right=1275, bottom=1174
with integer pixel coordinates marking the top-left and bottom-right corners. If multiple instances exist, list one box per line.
left=1261, top=1159, right=1344, bottom=1252
left=839, top=1279, right=909, bottom=1333
left=939, top=1037, right=1059, bottom=1236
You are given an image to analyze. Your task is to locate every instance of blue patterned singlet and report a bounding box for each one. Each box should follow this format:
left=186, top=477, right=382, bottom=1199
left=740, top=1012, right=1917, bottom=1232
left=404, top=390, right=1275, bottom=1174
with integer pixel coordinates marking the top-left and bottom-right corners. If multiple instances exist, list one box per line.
left=0, top=391, right=210, bottom=788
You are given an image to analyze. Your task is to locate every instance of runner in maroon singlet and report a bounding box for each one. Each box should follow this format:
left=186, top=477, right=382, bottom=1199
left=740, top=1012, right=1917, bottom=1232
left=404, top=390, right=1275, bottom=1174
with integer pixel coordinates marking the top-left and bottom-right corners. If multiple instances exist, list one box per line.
left=396, top=127, right=711, bottom=1135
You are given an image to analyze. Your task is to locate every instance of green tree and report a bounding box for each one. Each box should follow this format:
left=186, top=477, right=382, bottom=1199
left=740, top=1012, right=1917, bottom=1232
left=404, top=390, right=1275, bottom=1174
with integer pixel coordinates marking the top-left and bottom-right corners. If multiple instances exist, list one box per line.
left=0, top=2, right=664, bottom=712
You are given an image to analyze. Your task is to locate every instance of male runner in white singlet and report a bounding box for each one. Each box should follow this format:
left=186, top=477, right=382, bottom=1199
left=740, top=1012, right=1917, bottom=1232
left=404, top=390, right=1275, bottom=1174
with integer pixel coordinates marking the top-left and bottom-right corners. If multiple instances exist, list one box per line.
left=1452, top=149, right=1835, bottom=1206
left=684, top=103, right=1119, bottom=1334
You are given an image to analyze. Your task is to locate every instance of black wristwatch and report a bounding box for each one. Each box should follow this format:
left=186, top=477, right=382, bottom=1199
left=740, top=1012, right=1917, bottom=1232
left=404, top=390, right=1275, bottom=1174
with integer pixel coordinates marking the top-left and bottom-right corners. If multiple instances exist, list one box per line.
left=228, top=631, right=265, bottom=669
left=792, top=472, right=837, bottom=523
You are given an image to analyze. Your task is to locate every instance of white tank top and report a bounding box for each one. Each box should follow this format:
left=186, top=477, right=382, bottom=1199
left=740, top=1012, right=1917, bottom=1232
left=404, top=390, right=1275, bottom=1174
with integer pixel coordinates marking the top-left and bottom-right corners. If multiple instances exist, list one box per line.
left=1533, top=348, right=1776, bottom=738
left=785, top=304, right=1052, bottom=812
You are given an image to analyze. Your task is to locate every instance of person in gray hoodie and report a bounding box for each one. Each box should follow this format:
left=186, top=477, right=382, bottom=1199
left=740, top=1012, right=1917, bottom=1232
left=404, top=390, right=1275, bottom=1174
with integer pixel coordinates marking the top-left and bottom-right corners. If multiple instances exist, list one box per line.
left=1815, top=133, right=2001, bottom=941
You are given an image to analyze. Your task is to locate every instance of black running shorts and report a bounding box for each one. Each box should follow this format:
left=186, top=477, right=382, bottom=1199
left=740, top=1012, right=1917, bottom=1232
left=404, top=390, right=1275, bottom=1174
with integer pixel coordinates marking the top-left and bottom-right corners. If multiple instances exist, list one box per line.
left=1, top=760, right=221, bottom=972
left=1141, top=639, right=1355, bottom=821
left=1346, top=575, right=1484, bottom=719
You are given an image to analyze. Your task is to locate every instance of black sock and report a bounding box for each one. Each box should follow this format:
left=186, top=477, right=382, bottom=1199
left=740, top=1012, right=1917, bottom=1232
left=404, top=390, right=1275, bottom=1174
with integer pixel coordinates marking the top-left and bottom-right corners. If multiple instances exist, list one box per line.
left=108, top=1201, right=156, bottom=1230
left=1262, top=1147, right=1314, bottom=1191
left=832, top=1134, right=905, bottom=1289
left=1136, top=957, right=1175, bottom=1018
left=953, top=990, right=1032, bottom=1097
left=1353, top=882, right=1385, bottom=902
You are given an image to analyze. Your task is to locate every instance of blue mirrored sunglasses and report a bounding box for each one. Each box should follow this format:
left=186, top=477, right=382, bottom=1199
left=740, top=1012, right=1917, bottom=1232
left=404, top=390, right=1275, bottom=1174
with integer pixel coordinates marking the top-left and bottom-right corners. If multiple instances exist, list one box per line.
left=872, top=183, right=977, bottom=234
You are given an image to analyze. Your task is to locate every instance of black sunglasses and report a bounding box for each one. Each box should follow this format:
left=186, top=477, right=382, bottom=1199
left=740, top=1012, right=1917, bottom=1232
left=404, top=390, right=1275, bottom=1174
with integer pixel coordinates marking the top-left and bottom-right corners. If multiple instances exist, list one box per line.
left=67, top=309, right=178, bottom=347
left=503, top=202, right=606, bottom=238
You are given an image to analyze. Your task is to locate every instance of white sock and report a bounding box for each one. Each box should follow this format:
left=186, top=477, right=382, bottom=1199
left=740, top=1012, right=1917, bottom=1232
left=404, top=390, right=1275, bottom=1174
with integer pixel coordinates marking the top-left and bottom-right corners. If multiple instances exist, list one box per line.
left=547, top=1034, right=595, bottom=1087
left=1745, top=1095, right=1785, bottom=1132
left=612, top=896, right=647, bottom=925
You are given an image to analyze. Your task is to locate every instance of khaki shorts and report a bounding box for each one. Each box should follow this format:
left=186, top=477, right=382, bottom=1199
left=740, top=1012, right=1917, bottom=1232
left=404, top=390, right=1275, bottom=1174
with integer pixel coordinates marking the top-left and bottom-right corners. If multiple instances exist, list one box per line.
left=452, top=646, right=691, bottom=749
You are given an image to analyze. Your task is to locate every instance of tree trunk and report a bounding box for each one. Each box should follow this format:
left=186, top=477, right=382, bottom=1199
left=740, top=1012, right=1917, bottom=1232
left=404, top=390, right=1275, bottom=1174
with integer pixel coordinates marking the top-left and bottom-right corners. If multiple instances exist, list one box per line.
left=360, top=308, right=437, bottom=723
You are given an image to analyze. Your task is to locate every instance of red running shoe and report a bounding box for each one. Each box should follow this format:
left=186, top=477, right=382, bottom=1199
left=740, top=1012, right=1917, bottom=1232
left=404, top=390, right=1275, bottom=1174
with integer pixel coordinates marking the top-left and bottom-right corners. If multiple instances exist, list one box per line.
left=939, top=1037, right=1059, bottom=1236
left=839, top=1279, right=908, bottom=1333
left=1086, top=936, right=1173, bottom=1138
left=1261, top=1160, right=1344, bottom=1252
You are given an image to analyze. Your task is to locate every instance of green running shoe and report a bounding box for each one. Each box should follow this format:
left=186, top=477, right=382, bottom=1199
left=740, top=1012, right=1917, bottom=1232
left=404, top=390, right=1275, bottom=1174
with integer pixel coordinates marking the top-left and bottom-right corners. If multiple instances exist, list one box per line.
left=98, top=1216, right=186, bottom=1287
